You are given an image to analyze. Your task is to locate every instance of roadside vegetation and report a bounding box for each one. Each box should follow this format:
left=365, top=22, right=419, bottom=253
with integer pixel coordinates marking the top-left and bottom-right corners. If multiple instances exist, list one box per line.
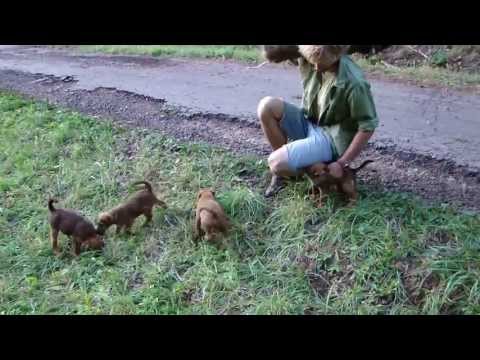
left=1, top=92, right=479, bottom=314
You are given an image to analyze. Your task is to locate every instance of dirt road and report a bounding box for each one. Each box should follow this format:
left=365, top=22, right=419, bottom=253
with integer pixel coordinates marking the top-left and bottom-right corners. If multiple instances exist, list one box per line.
left=0, top=45, right=479, bottom=211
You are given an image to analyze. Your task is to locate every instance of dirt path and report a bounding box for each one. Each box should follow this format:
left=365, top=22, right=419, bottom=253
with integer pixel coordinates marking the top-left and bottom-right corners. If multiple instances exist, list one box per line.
left=1, top=46, right=479, bottom=169
left=0, top=45, right=479, bottom=211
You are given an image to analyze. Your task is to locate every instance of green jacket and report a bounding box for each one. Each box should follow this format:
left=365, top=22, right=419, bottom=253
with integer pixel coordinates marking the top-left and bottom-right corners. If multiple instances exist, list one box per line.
left=299, top=55, right=379, bottom=159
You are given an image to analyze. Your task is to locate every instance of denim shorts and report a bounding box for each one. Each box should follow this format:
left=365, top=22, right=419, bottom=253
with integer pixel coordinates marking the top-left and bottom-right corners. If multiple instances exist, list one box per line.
left=280, top=102, right=334, bottom=172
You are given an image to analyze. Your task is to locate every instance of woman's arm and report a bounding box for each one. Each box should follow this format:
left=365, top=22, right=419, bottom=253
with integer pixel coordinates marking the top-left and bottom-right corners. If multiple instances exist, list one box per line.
left=328, top=131, right=373, bottom=178
left=328, top=83, right=378, bottom=178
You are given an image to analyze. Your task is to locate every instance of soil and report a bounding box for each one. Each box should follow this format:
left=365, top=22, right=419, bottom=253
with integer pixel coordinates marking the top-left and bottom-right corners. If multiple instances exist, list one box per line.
left=376, top=45, right=480, bottom=72
left=395, top=258, right=441, bottom=306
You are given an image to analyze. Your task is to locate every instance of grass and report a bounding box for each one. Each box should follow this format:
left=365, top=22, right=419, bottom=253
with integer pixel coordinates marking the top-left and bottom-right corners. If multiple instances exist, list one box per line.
left=57, top=45, right=480, bottom=88
left=68, top=45, right=261, bottom=62
left=1, top=92, right=480, bottom=314
left=355, top=56, right=480, bottom=89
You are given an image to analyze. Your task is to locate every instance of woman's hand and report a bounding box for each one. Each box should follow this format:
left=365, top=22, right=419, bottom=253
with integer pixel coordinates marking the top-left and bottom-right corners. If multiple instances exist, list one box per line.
left=327, top=162, right=344, bottom=178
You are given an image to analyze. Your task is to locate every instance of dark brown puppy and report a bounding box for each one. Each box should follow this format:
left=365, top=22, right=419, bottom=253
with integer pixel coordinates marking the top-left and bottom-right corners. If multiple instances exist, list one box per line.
left=48, top=199, right=104, bottom=256
left=261, top=45, right=301, bottom=65
left=261, top=45, right=391, bottom=63
left=306, top=160, right=374, bottom=207
left=97, top=181, right=167, bottom=235
left=194, top=189, right=230, bottom=247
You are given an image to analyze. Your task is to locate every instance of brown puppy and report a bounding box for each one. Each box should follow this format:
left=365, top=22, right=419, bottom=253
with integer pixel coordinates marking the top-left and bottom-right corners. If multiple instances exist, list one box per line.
left=261, top=45, right=301, bottom=64
left=194, top=189, right=230, bottom=247
left=97, top=181, right=167, bottom=235
left=48, top=199, right=104, bottom=256
left=261, top=45, right=391, bottom=63
left=261, top=45, right=363, bottom=67
left=306, top=160, right=374, bottom=207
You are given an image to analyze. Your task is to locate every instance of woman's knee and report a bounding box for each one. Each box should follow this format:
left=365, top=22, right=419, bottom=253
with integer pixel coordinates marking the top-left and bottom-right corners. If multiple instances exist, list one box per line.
left=268, top=147, right=290, bottom=174
left=257, top=96, right=284, bottom=122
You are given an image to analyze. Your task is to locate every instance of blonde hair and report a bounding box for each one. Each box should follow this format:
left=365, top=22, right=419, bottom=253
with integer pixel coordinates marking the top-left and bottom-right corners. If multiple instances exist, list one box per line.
left=298, top=45, right=350, bottom=66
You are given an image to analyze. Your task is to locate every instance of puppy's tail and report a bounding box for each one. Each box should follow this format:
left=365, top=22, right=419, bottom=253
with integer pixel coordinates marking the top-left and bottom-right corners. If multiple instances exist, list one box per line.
left=48, top=199, right=58, bottom=212
left=132, top=180, right=153, bottom=192
left=351, top=160, right=374, bottom=174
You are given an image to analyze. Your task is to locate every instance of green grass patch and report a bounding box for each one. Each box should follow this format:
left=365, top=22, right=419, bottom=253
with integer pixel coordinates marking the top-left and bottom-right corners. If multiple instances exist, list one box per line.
left=67, top=45, right=261, bottom=62
left=355, top=56, right=480, bottom=88
left=1, top=92, right=479, bottom=314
